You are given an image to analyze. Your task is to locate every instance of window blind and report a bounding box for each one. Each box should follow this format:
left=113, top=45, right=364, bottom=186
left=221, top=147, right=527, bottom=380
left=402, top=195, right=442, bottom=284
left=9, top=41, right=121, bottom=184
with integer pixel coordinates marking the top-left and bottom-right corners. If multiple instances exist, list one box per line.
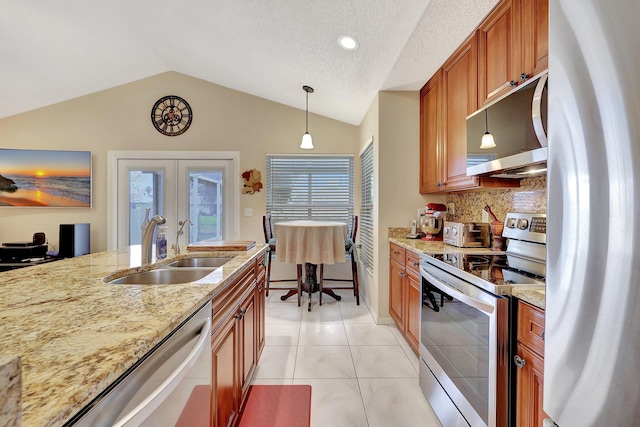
left=266, top=155, right=354, bottom=227
left=359, top=143, right=374, bottom=271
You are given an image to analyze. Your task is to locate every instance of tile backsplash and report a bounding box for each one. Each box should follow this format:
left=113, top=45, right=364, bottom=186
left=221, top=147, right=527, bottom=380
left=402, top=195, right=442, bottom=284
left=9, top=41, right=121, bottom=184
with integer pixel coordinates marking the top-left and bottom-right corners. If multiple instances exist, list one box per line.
left=446, top=176, right=546, bottom=223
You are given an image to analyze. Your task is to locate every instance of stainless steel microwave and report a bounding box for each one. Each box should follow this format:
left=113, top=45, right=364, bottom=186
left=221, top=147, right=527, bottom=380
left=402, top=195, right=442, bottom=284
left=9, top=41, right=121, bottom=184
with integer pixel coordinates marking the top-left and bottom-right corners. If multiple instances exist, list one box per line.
left=466, top=71, right=548, bottom=177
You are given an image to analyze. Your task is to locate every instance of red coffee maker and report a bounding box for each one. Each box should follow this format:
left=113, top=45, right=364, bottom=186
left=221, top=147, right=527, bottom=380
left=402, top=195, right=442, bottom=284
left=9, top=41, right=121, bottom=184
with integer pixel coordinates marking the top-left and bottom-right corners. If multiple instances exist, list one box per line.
left=420, top=203, right=447, bottom=241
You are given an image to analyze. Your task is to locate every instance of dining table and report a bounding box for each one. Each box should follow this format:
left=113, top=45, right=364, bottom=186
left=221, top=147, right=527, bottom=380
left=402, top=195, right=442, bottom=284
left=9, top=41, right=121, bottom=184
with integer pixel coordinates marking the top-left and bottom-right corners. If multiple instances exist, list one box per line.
left=273, top=220, right=348, bottom=307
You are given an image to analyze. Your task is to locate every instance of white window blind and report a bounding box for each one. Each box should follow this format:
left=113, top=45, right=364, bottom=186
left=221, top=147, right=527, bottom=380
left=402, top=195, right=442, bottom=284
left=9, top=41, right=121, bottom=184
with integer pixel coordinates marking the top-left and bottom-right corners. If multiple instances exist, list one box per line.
left=359, top=142, right=374, bottom=271
left=266, top=155, right=354, bottom=226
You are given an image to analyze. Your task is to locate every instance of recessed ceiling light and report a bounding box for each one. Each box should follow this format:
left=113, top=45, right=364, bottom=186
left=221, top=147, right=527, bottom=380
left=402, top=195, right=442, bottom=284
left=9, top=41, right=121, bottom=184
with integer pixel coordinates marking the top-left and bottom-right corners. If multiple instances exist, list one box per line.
left=338, top=35, right=359, bottom=51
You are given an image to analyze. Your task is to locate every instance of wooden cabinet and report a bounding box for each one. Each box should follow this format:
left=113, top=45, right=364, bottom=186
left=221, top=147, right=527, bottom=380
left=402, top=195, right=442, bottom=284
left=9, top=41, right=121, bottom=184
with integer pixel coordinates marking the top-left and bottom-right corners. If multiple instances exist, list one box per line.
left=419, top=69, right=444, bottom=193
left=211, top=312, right=239, bottom=427
left=515, top=300, right=549, bottom=427
left=420, top=36, right=519, bottom=194
left=388, top=243, right=419, bottom=353
left=210, top=255, right=266, bottom=427
left=478, top=0, right=548, bottom=106
left=256, top=254, right=266, bottom=360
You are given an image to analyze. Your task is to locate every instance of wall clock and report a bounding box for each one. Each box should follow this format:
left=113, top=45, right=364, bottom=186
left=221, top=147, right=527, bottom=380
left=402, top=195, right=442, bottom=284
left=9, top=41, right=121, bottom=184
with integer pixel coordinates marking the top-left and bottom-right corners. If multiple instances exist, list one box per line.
left=151, top=95, right=193, bottom=136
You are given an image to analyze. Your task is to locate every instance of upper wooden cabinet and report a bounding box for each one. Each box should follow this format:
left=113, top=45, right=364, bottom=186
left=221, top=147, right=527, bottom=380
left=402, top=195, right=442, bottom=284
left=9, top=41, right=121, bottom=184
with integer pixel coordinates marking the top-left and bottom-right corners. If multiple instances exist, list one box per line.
left=478, top=0, right=549, bottom=106
left=419, top=69, right=444, bottom=193
left=420, top=36, right=519, bottom=194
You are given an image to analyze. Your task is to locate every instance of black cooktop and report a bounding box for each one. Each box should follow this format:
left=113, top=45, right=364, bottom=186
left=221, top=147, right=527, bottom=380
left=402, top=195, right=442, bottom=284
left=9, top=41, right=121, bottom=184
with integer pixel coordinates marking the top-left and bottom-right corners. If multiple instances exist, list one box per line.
left=430, top=252, right=546, bottom=287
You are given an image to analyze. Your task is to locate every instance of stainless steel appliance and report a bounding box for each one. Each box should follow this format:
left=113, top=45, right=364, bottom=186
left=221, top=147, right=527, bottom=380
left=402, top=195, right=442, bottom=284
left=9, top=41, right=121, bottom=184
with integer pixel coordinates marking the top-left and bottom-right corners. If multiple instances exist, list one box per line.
left=420, top=213, right=546, bottom=426
left=443, top=222, right=490, bottom=248
left=68, top=301, right=212, bottom=426
left=466, top=71, right=548, bottom=178
left=545, top=1, right=640, bottom=426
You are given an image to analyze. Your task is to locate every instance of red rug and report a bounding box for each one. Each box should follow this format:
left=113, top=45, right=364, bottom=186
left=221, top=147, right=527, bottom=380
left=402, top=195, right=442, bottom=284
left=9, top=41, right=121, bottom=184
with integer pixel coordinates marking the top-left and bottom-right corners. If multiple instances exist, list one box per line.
left=238, top=385, right=312, bottom=427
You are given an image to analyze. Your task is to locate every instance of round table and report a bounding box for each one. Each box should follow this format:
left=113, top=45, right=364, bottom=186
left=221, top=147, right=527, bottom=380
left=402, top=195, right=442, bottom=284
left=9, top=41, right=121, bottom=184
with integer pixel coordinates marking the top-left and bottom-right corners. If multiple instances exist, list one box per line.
left=273, top=220, right=348, bottom=307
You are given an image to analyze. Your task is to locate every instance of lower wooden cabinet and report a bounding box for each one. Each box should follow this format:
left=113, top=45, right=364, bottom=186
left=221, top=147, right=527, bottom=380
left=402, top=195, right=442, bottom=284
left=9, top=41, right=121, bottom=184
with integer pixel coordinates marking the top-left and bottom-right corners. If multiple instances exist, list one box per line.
left=389, top=243, right=420, bottom=354
left=211, top=312, right=240, bottom=427
left=515, top=300, right=549, bottom=427
left=210, top=253, right=266, bottom=427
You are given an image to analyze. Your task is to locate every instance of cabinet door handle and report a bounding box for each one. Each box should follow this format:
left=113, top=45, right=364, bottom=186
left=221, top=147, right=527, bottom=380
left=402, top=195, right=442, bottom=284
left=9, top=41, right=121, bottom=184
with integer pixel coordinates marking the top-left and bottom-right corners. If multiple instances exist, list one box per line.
left=520, top=72, right=529, bottom=81
left=413, top=261, right=419, bottom=267
left=509, top=80, right=518, bottom=87
left=235, top=308, right=248, bottom=319
left=393, top=250, right=399, bottom=255
left=257, top=284, right=264, bottom=292
left=259, top=260, right=265, bottom=267
left=514, top=355, right=526, bottom=368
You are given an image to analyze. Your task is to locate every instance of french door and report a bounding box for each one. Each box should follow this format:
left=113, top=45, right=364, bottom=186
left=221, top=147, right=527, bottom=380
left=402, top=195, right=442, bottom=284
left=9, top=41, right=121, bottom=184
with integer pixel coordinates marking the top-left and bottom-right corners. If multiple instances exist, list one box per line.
left=108, top=152, right=239, bottom=250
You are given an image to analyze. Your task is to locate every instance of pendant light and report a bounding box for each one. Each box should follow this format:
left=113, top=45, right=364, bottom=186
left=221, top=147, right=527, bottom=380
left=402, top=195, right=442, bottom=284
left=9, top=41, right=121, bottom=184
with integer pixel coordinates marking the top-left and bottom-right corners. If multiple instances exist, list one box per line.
left=480, top=109, right=496, bottom=149
left=300, top=85, right=314, bottom=149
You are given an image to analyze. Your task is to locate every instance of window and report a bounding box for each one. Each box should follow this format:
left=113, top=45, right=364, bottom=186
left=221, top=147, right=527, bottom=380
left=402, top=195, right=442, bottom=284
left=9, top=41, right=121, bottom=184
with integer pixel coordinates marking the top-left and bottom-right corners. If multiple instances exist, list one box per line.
left=359, top=140, right=374, bottom=271
left=266, top=155, right=354, bottom=226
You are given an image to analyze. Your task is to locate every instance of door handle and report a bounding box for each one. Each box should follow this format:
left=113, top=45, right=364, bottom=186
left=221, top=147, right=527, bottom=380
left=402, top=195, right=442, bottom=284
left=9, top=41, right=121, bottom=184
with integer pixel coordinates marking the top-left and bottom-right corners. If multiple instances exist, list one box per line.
left=514, top=354, right=526, bottom=369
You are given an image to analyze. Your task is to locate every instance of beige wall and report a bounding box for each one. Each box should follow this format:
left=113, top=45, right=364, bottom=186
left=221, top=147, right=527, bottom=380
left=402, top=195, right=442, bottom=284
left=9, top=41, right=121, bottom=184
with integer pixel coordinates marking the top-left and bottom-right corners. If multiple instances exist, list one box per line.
left=0, top=72, right=358, bottom=251
left=357, top=91, right=445, bottom=323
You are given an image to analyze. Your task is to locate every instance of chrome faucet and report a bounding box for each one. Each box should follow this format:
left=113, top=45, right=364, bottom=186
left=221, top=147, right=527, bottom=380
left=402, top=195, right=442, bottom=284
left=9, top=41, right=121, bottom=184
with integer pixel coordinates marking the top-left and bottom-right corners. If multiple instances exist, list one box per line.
left=172, top=219, right=192, bottom=255
left=141, top=215, right=166, bottom=264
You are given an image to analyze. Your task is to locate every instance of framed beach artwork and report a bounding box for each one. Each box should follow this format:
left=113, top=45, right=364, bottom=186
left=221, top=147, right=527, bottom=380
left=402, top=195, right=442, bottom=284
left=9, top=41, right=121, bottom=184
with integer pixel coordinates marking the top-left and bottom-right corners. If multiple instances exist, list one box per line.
left=0, top=149, right=91, bottom=207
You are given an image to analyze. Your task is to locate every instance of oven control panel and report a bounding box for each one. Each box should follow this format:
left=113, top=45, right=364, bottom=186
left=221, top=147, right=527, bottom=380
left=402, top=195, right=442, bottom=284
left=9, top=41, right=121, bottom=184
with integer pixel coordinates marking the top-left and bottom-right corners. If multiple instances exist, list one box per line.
left=503, top=213, right=546, bottom=244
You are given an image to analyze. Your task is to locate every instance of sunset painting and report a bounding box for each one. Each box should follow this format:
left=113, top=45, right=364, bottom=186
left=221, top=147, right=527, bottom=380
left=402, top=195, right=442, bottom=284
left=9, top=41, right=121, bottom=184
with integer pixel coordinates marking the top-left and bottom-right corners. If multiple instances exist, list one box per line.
left=0, top=149, right=91, bottom=207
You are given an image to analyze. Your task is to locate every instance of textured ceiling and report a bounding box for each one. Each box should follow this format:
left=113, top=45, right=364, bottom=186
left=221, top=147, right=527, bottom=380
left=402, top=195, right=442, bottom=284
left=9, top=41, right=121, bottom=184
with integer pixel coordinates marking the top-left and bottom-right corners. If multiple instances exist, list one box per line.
left=0, top=0, right=498, bottom=126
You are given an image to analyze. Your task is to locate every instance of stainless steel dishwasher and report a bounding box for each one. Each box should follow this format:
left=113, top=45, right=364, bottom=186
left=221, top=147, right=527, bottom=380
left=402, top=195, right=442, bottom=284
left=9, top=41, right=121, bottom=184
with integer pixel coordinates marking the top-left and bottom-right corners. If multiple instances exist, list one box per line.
left=66, top=301, right=212, bottom=426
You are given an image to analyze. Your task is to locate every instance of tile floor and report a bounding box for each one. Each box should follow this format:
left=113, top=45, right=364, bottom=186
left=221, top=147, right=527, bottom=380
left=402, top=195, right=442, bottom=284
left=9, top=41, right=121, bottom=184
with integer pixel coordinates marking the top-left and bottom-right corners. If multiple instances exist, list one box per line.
left=252, top=288, right=442, bottom=427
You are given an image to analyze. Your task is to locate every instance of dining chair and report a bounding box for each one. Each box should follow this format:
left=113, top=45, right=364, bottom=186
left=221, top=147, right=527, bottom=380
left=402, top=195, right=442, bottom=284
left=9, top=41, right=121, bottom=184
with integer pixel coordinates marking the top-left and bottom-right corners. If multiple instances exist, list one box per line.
left=262, top=214, right=299, bottom=296
left=320, top=215, right=360, bottom=305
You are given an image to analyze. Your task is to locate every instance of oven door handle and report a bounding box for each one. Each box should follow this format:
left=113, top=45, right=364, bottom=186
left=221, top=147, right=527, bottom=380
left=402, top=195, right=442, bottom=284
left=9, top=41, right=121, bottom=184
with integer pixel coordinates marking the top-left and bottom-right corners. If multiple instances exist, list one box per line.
left=422, top=269, right=495, bottom=314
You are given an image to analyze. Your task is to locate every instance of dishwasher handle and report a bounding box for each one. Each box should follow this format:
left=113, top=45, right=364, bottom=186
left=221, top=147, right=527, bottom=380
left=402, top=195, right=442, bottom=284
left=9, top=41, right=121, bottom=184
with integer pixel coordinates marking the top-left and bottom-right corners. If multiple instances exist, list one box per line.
left=421, top=268, right=495, bottom=314
left=114, top=316, right=212, bottom=427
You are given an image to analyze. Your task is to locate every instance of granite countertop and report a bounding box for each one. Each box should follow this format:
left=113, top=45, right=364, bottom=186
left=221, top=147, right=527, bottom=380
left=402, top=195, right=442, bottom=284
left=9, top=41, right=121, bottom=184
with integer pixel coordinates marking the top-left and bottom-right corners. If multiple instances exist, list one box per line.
left=389, top=229, right=545, bottom=310
left=0, top=244, right=267, bottom=427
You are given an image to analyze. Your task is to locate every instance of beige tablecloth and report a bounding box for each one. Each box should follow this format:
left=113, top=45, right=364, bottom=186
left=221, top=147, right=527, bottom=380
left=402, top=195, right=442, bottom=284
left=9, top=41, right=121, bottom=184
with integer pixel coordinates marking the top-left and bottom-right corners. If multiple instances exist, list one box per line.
left=273, top=220, right=348, bottom=265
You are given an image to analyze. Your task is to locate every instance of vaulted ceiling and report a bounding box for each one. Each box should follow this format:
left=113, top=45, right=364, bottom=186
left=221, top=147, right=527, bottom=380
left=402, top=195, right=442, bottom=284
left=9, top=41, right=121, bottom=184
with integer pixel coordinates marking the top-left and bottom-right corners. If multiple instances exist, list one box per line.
left=0, top=0, right=497, bottom=125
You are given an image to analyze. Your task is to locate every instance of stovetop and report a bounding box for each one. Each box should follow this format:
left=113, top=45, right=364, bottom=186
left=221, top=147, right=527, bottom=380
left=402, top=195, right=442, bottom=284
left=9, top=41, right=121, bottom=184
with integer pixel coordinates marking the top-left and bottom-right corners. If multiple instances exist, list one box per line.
left=421, top=212, right=547, bottom=296
left=434, top=252, right=544, bottom=284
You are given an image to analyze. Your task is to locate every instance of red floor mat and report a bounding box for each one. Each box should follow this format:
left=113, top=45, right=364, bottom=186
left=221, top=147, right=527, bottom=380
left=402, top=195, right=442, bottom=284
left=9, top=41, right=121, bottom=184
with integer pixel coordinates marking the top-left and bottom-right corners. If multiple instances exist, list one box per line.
left=238, top=385, right=312, bottom=427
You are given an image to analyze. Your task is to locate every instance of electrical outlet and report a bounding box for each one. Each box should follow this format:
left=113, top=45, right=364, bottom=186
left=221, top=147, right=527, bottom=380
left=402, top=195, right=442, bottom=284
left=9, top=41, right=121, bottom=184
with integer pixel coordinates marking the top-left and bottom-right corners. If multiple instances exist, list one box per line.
left=244, top=208, right=253, bottom=217
left=482, top=210, right=489, bottom=222
left=447, top=202, right=455, bottom=215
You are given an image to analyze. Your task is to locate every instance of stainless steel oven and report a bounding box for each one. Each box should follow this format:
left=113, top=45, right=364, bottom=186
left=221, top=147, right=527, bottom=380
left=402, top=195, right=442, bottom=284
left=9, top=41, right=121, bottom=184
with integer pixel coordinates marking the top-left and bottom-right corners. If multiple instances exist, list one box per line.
left=419, top=213, right=546, bottom=427
left=420, top=257, right=511, bottom=427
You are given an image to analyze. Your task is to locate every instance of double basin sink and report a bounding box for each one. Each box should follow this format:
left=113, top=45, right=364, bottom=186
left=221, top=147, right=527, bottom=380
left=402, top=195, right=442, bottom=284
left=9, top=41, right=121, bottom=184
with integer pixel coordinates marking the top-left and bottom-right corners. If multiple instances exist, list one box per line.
left=105, top=257, right=231, bottom=285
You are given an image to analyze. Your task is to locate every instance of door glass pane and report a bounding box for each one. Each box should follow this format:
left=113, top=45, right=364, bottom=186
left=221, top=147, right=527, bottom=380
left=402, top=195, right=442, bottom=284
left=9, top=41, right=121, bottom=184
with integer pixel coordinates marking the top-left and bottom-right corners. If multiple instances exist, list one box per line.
left=129, top=170, right=163, bottom=245
left=188, top=170, right=223, bottom=243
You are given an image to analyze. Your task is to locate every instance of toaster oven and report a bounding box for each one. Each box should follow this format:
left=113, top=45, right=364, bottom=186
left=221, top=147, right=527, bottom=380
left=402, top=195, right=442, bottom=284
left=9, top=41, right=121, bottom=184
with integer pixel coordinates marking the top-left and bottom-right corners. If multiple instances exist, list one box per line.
left=443, top=221, right=490, bottom=247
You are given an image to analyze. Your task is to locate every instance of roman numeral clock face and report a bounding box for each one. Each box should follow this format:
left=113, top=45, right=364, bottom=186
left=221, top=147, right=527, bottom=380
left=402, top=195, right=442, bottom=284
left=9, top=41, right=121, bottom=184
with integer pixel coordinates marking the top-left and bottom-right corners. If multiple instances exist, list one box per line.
left=151, top=95, right=193, bottom=136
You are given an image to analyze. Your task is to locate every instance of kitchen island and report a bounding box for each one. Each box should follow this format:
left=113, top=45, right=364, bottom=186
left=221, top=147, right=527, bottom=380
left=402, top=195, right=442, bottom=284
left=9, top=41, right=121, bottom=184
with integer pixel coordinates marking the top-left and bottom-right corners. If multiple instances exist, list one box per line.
left=0, top=243, right=267, bottom=426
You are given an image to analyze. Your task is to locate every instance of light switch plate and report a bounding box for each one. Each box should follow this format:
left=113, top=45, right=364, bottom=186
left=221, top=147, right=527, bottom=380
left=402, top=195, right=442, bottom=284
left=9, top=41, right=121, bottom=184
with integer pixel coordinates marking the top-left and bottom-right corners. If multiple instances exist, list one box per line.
left=244, top=208, right=253, bottom=217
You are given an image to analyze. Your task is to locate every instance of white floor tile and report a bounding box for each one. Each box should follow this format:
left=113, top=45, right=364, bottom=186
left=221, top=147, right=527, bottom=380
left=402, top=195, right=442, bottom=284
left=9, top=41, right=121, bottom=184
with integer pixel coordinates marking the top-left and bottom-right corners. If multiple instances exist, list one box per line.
left=253, top=345, right=296, bottom=379
left=294, top=345, right=356, bottom=379
left=250, top=378, right=294, bottom=385
left=298, top=323, right=348, bottom=346
left=293, top=378, right=369, bottom=427
left=265, top=323, right=300, bottom=346
left=255, top=287, right=442, bottom=427
left=358, top=378, right=442, bottom=427
left=341, top=305, right=375, bottom=324
left=344, top=324, right=399, bottom=346
left=350, top=345, right=417, bottom=378
left=301, top=302, right=343, bottom=323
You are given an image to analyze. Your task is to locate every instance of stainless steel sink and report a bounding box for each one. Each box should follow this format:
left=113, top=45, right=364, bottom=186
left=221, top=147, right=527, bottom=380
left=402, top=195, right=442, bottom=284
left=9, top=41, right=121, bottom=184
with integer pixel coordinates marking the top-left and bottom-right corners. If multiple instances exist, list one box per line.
left=164, top=257, right=231, bottom=268
left=106, top=268, right=215, bottom=285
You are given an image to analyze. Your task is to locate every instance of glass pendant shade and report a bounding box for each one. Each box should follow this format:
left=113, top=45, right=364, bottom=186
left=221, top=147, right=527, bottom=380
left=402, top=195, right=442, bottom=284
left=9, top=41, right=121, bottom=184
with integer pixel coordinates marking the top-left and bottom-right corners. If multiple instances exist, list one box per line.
left=480, top=132, right=496, bottom=149
left=480, top=109, right=496, bottom=149
left=300, top=132, right=314, bottom=149
left=300, top=85, right=314, bottom=149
